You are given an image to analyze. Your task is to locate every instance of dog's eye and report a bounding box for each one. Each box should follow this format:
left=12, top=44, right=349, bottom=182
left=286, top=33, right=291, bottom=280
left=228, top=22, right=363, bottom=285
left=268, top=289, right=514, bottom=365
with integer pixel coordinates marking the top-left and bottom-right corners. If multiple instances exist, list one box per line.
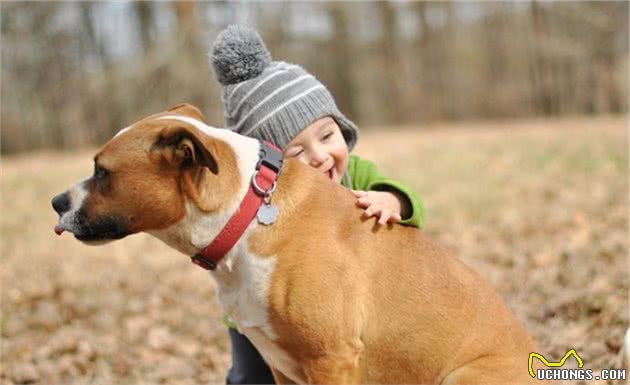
left=94, top=165, right=109, bottom=180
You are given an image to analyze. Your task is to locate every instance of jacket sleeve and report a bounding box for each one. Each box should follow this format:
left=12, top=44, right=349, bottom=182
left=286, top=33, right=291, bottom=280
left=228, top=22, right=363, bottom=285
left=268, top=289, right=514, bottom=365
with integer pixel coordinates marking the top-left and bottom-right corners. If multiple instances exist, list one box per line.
left=347, top=155, right=425, bottom=228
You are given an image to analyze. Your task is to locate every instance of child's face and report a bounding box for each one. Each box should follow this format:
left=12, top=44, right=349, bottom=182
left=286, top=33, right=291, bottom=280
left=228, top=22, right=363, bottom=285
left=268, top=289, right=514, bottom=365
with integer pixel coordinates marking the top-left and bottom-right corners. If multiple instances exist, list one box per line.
left=284, top=117, right=349, bottom=183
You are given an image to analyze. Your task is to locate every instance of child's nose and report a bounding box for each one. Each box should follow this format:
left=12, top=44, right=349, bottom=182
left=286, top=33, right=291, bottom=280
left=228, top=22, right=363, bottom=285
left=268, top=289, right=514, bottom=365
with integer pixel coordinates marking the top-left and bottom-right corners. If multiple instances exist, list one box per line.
left=309, top=150, right=327, bottom=168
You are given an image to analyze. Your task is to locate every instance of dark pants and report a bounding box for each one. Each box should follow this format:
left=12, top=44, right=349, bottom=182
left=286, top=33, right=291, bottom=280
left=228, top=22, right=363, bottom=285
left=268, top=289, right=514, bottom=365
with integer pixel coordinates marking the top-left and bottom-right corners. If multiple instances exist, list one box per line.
left=226, top=328, right=276, bottom=384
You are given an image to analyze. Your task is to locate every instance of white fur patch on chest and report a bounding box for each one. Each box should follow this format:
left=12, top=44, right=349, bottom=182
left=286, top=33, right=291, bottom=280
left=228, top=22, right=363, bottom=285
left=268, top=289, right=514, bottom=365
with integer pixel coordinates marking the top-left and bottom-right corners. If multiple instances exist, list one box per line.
left=213, top=247, right=305, bottom=383
left=213, top=246, right=277, bottom=333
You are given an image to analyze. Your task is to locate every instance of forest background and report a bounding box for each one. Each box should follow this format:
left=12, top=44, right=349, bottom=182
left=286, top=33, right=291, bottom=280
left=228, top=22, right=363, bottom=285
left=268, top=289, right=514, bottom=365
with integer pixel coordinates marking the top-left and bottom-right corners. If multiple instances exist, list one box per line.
left=1, top=1, right=628, bottom=153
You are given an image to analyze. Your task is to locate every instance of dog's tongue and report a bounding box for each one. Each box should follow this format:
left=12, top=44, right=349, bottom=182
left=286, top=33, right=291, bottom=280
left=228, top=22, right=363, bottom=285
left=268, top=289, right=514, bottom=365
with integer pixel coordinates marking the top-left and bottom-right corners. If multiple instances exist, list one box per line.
left=54, top=224, right=64, bottom=236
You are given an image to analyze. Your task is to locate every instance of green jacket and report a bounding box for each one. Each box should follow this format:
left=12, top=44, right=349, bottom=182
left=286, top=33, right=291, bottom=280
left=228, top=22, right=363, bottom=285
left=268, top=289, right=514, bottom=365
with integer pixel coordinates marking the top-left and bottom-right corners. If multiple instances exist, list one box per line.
left=224, top=155, right=424, bottom=328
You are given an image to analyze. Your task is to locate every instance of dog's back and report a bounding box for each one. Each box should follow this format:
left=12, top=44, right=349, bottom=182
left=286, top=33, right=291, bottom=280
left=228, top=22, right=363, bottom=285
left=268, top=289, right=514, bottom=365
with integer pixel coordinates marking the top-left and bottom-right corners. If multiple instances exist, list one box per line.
left=249, top=159, right=537, bottom=384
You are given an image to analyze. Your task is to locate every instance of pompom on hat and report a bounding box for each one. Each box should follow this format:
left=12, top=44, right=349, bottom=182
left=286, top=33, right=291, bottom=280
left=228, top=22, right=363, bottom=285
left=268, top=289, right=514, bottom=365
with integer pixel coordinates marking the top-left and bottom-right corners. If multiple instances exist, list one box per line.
left=209, top=25, right=358, bottom=151
left=210, top=26, right=271, bottom=85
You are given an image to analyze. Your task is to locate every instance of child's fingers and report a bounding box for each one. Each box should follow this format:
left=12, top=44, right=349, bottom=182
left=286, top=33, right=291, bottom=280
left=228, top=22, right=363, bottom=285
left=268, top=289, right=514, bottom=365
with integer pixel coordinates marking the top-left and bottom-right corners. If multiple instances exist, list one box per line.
left=356, top=196, right=371, bottom=208
left=360, top=201, right=402, bottom=225
left=351, top=190, right=367, bottom=198
left=378, top=210, right=390, bottom=225
left=363, top=204, right=380, bottom=219
left=389, top=213, right=402, bottom=223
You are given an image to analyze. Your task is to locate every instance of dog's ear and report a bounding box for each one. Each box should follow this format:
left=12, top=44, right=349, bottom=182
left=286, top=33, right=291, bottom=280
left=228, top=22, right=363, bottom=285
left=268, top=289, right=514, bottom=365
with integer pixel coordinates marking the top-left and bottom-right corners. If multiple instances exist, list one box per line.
left=156, top=124, right=219, bottom=174
left=165, top=103, right=207, bottom=123
left=154, top=123, right=239, bottom=213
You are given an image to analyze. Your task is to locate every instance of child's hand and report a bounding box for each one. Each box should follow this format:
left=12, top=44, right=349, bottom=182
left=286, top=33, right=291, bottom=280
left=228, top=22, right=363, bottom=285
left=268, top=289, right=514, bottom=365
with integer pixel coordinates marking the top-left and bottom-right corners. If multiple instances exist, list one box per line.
left=352, top=190, right=403, bottom=225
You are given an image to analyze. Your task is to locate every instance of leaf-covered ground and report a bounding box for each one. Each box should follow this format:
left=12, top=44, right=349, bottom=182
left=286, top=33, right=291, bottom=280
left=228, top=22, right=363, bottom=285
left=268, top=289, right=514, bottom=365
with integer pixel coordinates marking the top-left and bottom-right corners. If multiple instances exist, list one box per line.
left=1, top=117, right=627, bottom=384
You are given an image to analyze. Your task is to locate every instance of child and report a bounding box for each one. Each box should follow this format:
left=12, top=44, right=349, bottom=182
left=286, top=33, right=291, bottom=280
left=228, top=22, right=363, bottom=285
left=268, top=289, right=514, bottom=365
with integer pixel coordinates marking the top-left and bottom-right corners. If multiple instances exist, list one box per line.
left=209, top=25, right=425, bottom=384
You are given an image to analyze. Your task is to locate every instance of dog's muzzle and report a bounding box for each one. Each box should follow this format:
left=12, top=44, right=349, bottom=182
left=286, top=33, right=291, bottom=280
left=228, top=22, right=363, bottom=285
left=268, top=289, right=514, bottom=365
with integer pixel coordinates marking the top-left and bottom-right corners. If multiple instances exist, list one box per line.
left=51, top=191, right=129, bottom=242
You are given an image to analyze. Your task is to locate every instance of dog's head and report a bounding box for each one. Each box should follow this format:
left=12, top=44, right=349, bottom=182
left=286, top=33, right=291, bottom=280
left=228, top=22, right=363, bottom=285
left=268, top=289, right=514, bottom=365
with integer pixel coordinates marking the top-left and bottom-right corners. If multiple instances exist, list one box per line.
left=51, top=103, right=246, bottom=245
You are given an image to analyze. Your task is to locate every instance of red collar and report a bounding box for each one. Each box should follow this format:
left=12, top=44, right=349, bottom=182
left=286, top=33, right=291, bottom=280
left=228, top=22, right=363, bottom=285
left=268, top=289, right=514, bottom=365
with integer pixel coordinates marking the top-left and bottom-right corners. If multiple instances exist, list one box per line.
left=191, top=141, right=283, bottom=270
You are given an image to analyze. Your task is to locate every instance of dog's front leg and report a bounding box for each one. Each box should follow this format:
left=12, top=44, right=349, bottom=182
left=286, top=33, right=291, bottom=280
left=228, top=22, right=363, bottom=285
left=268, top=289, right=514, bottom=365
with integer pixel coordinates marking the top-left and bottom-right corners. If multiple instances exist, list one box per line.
left=270, top=367, right=296, bottom=384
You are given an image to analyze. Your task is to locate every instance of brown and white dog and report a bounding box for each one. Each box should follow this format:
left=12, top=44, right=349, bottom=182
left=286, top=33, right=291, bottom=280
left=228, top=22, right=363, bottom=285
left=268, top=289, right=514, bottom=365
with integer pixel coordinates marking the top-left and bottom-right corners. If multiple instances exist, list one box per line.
left=52, top=103, right=539, bottom=384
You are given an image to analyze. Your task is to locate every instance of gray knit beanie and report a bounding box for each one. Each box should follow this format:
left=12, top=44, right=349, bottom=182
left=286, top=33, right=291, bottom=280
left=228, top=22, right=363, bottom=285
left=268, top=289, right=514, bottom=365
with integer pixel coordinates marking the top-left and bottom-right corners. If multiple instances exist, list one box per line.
left=209, top=25, right=358, bottom=151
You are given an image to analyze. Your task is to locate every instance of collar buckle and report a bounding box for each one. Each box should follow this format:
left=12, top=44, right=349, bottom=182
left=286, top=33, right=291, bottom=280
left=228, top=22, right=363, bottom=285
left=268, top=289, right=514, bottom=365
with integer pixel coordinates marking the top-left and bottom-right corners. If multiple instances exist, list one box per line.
left=256, top=141, right=283, bottom=174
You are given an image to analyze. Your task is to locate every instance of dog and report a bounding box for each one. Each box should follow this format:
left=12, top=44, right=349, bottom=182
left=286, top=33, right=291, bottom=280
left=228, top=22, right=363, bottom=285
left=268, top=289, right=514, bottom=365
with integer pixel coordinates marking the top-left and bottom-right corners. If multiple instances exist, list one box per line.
left=52, top=103, right=539, bottom=384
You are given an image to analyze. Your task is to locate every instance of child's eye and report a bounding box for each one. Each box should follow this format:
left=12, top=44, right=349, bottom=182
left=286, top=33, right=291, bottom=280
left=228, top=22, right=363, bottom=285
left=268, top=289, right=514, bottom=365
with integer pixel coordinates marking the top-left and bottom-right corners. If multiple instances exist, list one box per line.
left=288, top=149, right=303, bottom=158
left=321, top=132, right=333, bottom=142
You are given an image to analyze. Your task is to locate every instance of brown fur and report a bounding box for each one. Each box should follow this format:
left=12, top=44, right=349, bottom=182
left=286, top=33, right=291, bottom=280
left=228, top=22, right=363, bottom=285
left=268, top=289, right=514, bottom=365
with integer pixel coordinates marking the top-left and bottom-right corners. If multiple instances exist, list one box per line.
left=248, top=159, right=539, bottom=384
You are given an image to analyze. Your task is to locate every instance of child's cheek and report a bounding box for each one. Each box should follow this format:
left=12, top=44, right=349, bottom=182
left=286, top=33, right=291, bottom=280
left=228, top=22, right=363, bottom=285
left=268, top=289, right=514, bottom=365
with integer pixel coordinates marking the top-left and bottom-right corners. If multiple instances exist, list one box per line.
left=293, top=156, right=310, bottom=166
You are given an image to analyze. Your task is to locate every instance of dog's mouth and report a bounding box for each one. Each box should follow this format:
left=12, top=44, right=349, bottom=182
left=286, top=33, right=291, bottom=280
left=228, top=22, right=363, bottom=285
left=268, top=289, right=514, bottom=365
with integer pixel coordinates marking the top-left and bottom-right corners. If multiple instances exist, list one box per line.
left=74, top=231, right=127, bottom=244
left=54, top=212, right=130, bottom=243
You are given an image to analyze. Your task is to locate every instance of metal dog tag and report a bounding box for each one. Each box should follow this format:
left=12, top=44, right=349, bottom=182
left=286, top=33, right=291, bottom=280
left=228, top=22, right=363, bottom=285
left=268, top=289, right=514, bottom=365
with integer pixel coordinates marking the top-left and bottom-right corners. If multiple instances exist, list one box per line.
left=257, top=204, right=278, bottom=225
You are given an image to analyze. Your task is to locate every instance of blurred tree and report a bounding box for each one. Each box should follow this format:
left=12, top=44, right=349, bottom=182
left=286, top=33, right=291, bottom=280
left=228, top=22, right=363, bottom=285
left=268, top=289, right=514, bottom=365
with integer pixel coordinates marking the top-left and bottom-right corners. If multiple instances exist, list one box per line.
left=583, top=1, right=627, bottom=114
left=174, top=0, right=197, bottom=47
left=1, top=1, right=627, bottom=153
left=256, top=2, right=290, bottom=60
left=413, top=2, right=450, bottom=120
left=133, top=2, right=155, bottom=57
left=376, top=1, right=404, bottom=124
left=326, top=1, right=357, bottom=121
left=530, top=1, right=558, bottom=115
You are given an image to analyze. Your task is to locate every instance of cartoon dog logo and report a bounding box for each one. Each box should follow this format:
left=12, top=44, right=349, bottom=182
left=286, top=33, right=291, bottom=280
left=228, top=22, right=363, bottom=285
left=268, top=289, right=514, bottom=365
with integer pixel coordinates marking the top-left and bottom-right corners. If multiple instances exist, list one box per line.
left=528, top=349, right=584, bottom=378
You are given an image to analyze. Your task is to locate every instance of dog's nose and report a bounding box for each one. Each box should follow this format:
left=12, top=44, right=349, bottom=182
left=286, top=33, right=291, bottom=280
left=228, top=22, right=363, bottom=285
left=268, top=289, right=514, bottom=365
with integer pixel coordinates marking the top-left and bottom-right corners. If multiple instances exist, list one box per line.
left=52, top=193, right=71, bottom=215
